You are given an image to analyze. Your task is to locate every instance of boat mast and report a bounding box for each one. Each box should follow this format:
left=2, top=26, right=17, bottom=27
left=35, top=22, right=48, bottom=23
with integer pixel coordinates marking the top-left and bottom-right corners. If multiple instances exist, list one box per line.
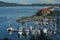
left=54, top=15, right=57, bottom=34
left=9, top=16, right=10, bottom=27
left=25, top=22, right=27, bottom=28
left=7, top=16, right=11, bottom=27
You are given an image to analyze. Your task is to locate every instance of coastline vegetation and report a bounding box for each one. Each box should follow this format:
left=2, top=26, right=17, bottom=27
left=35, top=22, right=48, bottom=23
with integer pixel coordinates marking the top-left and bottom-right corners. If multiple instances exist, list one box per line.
left=16, top=8, right=57, bottom=23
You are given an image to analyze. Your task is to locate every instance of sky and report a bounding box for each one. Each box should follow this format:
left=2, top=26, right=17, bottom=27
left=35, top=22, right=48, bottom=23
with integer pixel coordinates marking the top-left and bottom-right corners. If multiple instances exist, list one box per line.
left=0, top=0, right=60, bottom=4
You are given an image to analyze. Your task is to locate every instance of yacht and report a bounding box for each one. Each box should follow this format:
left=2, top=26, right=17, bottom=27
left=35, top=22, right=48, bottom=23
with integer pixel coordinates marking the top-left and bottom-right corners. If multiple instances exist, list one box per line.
left=25, top=28, right=29, bottom=35
left=43, top=28, right=48, bottom=35
left=31, top=28, right=36, bottom=35
left=18, top=27, right=23, bottom=36
left=7, top=17, right=15, bottom=35
left=7, top=27, right=15, bottom=35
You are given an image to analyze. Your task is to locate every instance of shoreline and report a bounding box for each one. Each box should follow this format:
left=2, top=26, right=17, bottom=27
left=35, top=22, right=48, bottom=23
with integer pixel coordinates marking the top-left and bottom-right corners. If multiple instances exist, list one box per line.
left=16, top=6, right=57, bottom=23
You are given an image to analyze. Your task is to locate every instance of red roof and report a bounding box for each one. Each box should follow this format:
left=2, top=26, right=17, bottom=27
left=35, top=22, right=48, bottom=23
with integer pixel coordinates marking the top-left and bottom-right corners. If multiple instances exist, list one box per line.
left=40, top=8, right=50, bottom=13
left=38, top=6, right=54, bottom=13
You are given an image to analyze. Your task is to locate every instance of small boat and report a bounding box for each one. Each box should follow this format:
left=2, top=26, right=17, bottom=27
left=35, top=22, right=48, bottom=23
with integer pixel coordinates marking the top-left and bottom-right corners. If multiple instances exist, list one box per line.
left=31, top=28, right=36, bottom=35
left=34, top=21, right=39, bottom=26
left=7, top=17, right=15, bottom=35
left=29, top=26, right=33, bottom=31
left=18, top=27, right=23, bottom=36
left=43, top=28, right=48, bottom=36
left=43, top=18, right=49, bottom=25
left=25, top=28, right=29, bottom=35
left=37, top=29, right=41, bottom=35
left=7, top=27, right=15, bottom=35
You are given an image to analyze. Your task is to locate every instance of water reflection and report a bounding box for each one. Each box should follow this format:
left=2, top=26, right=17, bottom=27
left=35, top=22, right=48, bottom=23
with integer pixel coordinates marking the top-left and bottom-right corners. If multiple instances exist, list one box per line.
left=17, top=30, right=53, bottom=40
left=30, top=32, right=53, bottom=40
left=2, top=30, right=54, bottom=40
left=18, top=33, right=30, bottom=40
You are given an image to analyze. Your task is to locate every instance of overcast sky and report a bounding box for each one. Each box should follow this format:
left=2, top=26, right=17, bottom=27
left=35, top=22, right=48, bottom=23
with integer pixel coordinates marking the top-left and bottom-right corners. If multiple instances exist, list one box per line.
left=0, top=0, right=60, bottom=4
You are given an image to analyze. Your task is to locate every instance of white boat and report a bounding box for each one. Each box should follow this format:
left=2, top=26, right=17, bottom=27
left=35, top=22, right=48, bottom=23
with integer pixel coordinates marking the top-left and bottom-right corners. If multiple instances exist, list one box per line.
left=43, top=22, right=49, bottom=25
left=18, top=27, right=23, bottom=36
left=7, top=17, right=15, bottom=35
left=34, top=21, right=39, bottom=26
left=29, top=26, right=33, bottom=31
left=25, top=28, right=29, bottom=35
left=37, top=29, right=41, bottom=35
left=43, top=28, right=48, bottom=34
left=43, top=28, right=48, bottom=36
left=43, top=18, right=49, bottom=25
left=31, top=29, right=36, bottom=35
left=54, top=22, right=57, bottom=34
left=7, top=27, right=15, bottom=32
left=7, top=27, right=15, bottom=35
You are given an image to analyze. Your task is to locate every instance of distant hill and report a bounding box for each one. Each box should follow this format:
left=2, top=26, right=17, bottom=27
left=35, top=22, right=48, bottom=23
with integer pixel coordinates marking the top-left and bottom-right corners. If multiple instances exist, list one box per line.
left=0, top=1, right=60, bottom=7
left=31, top=3, right=60, bottom=6
left=0, top=1, right=23, bottom=6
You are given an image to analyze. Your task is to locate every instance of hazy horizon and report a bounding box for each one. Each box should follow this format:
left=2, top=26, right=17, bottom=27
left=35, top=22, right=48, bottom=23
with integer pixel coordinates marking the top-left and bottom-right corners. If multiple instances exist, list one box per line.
left=0, top=0, right=60, bottom=4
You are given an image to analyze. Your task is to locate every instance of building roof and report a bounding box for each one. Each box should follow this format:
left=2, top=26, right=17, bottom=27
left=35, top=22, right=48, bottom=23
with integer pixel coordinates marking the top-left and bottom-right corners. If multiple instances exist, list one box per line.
left=39, top=7, right=54, bottom=13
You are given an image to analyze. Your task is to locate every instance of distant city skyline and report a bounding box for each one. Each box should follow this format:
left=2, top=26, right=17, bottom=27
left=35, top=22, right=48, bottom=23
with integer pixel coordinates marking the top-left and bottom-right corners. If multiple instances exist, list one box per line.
left=0, top=0, right=60, bottom=4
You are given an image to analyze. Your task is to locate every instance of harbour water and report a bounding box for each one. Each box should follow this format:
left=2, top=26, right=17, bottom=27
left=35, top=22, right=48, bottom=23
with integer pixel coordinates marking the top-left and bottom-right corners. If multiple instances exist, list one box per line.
left=0, top=6, right=59, bottom=40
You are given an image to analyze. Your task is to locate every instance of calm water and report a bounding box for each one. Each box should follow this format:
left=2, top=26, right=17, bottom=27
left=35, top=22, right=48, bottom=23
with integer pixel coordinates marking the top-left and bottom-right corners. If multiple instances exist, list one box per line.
left=0, top=6, right=59, bottom=40
left=0, top=6, right=46, bottom=40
